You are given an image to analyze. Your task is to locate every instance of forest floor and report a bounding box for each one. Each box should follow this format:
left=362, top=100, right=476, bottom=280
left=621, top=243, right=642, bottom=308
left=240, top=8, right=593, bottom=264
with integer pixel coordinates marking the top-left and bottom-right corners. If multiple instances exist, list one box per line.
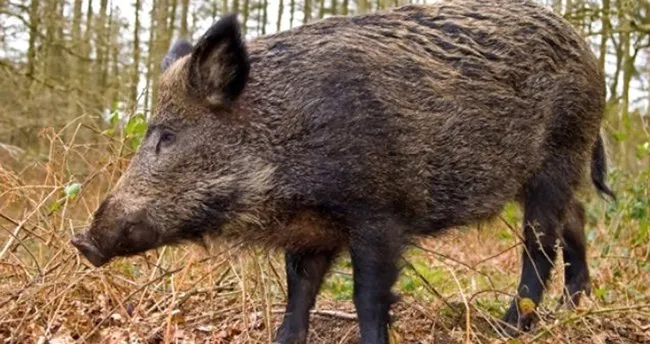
left=0, top=124, right=649, bottom=343
left=1, top=226, right=648, bottom=344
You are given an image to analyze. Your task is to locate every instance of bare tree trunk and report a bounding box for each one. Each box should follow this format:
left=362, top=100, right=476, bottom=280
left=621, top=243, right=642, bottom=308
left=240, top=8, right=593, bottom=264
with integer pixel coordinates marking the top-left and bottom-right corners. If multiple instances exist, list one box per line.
left=262, top=0, right=268, bottom=34
left=318, top=0, right=325, bottom=18
left=621, top=31, right=632, bottom=119
left=102, top=5, right=114, bottom=108
left=222, top=0, right=229, bottom=15
left=257, top=2, right=262, bottom=35
left=565, top=0, right=573, bottom=15
left=95, top=0, right=109, bottom=110
left=42, top=0, right=67, bottom=114
left=56, top=0, right=66, bottom=80
left=341, top=0, right=348, bottom=16
left=109, top=10, right=121, bottom=107
left=25, top=0, right=42, bottom=127
left=277, top=0, right=284, bottom=32
left=68, top=0, right=84, bottom=114
left=579, top=0, right=589, bottom=31
left=168, top=0, right=178, bottom=37
left=26, top=0, right=40, bottom=83
left=599, top=0, right=611, bottom=82
left=242, top=0, right=249, bottom=34
left=81, top=0, right=94, bottom=113
left=615, top=0, right=632, bottom=163
left=190, top=2, right=198, bottom=33
left=357, top=0, right=368, bottom=14
left=71, top=0, right=83, bottom=65
left=617, top=0, right=631, bottom=119
left=151, top=0, right=170, bottom=113
left=144, top=0, right=158, bottom=114
left=303, top=0, right=311, bottom=23
left=289, top=0, right=295, bottom=27
left=609, top=40, right=622, bottom=104
left=43, top=0, right=58, bottom=78
left=646, top=36, right=650, bottom=115
left=210, top=1, right=218, bottom=21
left=131, top=0, right=142, bottom=112
left=180, top=0, right=190, bottom=37
left=84, top=0, right=94, bottom=50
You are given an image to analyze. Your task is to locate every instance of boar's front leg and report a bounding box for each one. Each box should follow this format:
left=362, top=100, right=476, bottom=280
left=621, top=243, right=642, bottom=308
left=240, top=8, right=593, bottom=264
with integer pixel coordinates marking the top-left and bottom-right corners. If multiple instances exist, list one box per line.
left=349, top=215, right=403, bottom=344
left=275, top=249, right=338, bottom=344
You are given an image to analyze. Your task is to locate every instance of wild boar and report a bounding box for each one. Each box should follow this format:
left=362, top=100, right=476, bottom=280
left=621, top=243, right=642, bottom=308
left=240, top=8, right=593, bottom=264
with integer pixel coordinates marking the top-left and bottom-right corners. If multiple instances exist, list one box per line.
left=71, top=0, right=615, bottom=342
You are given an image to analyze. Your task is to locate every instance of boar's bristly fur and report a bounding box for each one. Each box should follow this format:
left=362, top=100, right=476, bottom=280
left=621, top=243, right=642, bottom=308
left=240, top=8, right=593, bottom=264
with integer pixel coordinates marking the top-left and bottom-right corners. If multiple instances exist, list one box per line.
left=71, top=1, right=615, bottom=342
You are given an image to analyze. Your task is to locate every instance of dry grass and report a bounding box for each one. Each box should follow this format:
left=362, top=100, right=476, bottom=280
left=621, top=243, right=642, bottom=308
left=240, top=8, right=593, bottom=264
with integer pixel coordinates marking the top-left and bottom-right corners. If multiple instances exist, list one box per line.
left=0, top=116, right=649, bottom=343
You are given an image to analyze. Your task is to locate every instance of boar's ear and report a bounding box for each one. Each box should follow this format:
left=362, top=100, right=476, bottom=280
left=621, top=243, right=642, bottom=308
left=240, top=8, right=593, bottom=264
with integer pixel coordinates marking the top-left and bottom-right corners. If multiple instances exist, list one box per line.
left=187, top=14, right=249, bottom=106
left=161, top=39, right=194, bottom=72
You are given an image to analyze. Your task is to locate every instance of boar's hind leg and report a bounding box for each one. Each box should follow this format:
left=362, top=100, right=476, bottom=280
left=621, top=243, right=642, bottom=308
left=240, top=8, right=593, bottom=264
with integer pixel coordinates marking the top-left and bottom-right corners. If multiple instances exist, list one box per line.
left=349, top=215, right=404, bottom=344
left=560, top=199, right=590, bottom=308
left=275, top=249, right=338, bottom=344
left=502, top=172, right=572, bottom=335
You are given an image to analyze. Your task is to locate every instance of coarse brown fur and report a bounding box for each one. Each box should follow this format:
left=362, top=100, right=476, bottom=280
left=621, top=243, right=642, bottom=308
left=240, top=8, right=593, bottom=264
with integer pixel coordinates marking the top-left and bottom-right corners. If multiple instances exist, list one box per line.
left=72, top=1, right=615, bottom=343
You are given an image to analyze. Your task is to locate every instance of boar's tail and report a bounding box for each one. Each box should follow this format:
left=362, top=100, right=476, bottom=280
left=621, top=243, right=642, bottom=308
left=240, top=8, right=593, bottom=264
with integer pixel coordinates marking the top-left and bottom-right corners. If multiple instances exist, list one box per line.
left=591, top=134, right=616, bottom=200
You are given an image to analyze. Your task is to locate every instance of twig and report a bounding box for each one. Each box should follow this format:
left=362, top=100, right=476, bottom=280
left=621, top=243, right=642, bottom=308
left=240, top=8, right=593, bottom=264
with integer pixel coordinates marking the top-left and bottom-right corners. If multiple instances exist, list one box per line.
left=401, top=257, right=461, bottom=315
left=0, top=219, right=42, bottom=275
left=467, top=288, right=516, bottom=305
left=413, top=243, right=477, bottom=271
left=0, top=188, right=58, bottom=261
left=0, top=212, right=47, bottom=243
left=413, top=243, right=499, bottom=291
left=472, top=242, right=522, bottom=267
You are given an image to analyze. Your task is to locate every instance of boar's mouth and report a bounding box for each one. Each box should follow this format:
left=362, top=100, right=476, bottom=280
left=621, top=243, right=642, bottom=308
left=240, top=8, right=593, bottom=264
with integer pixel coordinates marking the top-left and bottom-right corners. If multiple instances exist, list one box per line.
left=71, top=233, right=110, bottom=267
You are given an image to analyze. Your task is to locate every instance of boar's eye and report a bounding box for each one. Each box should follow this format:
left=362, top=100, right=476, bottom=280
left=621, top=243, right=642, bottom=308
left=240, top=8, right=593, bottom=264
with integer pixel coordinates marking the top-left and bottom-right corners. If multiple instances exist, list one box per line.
left=156, top=130, right=176, bottom=154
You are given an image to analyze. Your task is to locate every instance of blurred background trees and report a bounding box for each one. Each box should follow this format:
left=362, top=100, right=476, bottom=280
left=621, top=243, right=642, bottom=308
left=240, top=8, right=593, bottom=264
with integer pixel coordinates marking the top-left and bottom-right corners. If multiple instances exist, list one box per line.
left=0, top=0, right=649, bottom=173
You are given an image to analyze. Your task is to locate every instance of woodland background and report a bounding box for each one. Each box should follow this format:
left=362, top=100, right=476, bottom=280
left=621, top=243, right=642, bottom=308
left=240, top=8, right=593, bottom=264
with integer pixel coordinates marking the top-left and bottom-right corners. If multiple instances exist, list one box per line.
left=0, top=0, right=649, bottom=343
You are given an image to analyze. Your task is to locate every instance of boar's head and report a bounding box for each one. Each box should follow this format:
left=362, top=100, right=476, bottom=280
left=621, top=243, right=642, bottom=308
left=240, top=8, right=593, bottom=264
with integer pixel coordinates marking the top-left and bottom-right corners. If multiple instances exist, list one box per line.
left=72, top=14, right=274, bottom=267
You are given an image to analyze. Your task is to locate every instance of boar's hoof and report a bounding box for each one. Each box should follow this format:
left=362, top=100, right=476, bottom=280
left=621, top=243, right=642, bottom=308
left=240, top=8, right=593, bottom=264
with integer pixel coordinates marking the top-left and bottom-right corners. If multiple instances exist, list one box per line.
left=71, top=233, right=109, bottom=267
left=558, top=277, right=591, bottom=310
left=499, top=301, right=538, bottom=337
left=274, top=326, right=307, bottom=344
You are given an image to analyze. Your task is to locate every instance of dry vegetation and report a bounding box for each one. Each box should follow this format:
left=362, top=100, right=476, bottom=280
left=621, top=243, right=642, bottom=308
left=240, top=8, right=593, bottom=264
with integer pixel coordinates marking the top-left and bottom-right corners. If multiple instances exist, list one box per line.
left=0, top=113, right=648, bottom=343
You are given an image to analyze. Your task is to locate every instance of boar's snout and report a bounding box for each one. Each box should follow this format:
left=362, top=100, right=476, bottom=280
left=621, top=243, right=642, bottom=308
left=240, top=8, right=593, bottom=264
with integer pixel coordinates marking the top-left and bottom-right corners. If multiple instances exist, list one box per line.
left=71, top=232, right=109, bottom=267
left=71, top=196, right=161, bottom=267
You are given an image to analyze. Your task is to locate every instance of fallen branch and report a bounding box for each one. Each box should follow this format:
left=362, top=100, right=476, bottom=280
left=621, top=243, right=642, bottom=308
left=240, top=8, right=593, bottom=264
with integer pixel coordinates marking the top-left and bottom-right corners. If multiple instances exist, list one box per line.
left=311, top=309, right=357, bottom=320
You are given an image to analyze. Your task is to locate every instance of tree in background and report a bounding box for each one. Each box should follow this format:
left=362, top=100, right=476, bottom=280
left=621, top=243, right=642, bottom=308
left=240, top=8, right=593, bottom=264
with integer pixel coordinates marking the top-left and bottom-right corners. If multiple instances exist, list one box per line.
left=0, top=0, right=648, bottom=171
